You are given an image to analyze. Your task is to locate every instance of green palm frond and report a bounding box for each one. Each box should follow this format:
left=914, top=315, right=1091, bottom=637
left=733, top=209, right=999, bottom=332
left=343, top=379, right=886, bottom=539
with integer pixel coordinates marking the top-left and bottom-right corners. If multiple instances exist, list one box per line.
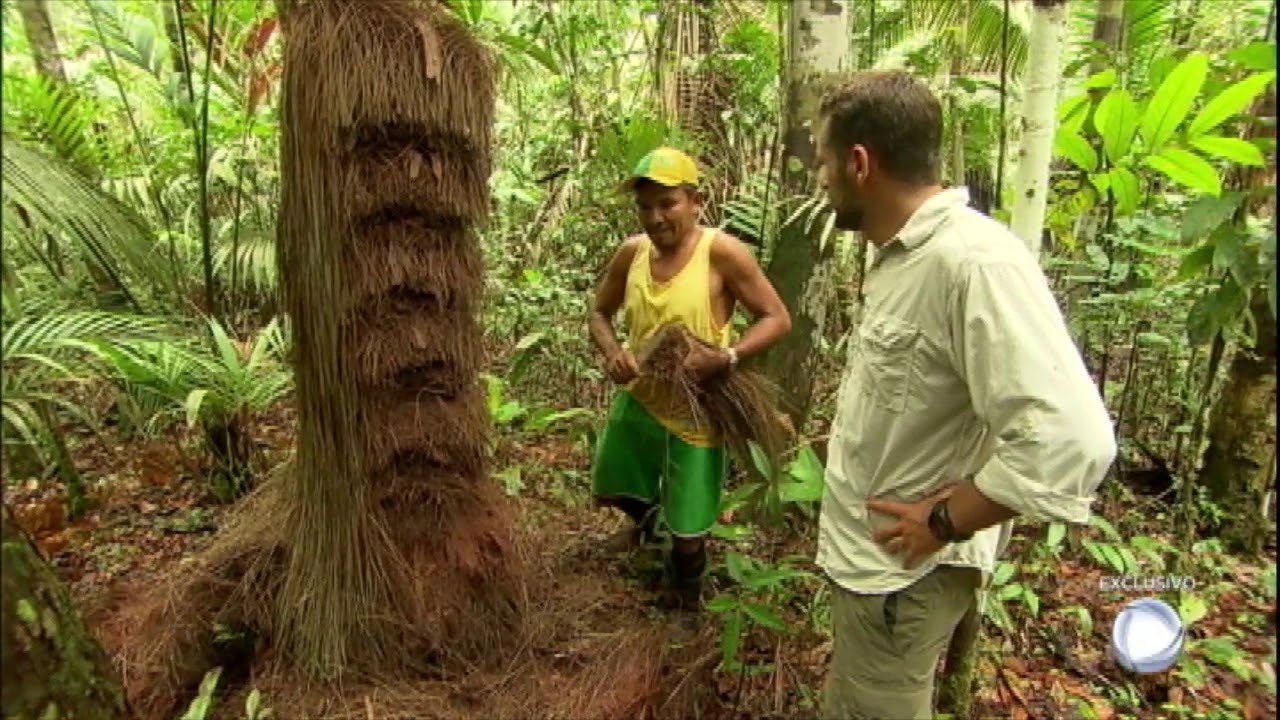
left=1, top=310, right=171, bottom=367
left=213, top=226, right=277, bottom=296
left=2, top=139, right=179, bottom=309
left=3, top=74, right=112, bottom=176
left=1065, top=0, right=1179, bottom=80
left=79, top=314, right=293, bottom=433
left=876, top=0, right=1031, bottom=76
left=1, top=310, right=174, bottom=455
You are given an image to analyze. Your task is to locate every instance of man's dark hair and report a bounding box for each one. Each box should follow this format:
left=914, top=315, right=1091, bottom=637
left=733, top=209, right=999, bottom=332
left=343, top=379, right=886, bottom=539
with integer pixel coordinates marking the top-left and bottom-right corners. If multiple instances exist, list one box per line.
left=818, top=71, right=942, bottom=185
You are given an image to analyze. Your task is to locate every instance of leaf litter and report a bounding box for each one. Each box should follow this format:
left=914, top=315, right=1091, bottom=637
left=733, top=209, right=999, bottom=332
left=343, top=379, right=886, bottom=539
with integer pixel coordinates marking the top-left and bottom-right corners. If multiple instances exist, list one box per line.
left=3, top=399, right=1275, bottom=719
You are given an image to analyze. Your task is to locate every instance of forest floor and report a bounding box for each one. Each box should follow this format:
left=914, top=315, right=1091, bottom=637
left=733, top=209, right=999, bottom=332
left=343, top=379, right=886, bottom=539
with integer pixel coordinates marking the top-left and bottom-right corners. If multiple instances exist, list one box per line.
left=5, top=399, right=1278, bottom=720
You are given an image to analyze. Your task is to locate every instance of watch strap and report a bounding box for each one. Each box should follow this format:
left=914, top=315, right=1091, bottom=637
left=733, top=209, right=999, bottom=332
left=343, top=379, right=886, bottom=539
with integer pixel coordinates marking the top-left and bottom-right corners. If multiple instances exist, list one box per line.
left=929, top=500, right=973, bottom=544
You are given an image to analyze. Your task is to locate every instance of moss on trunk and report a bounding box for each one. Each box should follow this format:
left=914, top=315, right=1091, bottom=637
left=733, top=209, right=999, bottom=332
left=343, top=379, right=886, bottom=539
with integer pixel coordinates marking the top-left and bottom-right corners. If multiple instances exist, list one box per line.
left=1198, top=289, right=1277, bottom=554
left=0, top=504, right=129, bottom=719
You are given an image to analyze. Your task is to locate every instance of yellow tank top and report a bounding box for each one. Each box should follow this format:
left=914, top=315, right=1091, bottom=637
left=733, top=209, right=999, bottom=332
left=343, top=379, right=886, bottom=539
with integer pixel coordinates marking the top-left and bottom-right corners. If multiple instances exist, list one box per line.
left=623, top=227, right=733, bottom=448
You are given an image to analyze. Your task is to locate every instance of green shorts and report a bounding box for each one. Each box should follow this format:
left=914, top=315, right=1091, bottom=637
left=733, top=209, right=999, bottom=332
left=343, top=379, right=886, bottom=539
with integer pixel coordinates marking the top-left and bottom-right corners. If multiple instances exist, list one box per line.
left=591, top=391, right=725, bottom=537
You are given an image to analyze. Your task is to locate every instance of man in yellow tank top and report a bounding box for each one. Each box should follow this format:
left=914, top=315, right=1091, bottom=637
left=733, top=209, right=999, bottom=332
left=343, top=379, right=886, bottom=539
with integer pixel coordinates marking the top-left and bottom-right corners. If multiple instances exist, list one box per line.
left=587, top=147, right=792, bottom=610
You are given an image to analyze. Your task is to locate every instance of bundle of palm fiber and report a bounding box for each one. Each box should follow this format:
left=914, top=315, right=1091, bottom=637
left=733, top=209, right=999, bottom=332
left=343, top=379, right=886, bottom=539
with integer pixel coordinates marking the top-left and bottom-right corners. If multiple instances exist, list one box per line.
left=635, top=323, right=795, bottom=473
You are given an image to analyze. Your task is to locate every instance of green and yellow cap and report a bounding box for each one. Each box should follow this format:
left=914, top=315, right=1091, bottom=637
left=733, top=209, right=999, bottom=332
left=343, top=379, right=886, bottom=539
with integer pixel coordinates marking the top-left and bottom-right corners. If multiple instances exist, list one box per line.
left=621, top=146, right=699, bottom=191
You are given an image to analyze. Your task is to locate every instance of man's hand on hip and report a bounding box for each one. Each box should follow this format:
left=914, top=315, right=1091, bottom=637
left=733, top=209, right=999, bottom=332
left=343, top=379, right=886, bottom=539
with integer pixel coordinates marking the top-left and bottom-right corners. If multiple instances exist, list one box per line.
left=865, top=485, right=955, bottom=570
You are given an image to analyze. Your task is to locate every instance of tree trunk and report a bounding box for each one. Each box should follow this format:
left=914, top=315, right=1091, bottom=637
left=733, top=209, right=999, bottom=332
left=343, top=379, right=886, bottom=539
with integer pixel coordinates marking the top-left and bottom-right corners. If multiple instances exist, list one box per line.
left=1009, top=0, right=1067, bottom=257
left=1198, top=290, right=1277, bottom=553
left=1196, top=71, right=1277, bottom=554
left=760, top=0, right=850, bottom=430
left=0, top=504, right=130, bottom=719
left=16, top=0, right=66, bottom=84
left=658, top=0, right=731, bottom=225
left=1085, top=0, right=1125, bottom=127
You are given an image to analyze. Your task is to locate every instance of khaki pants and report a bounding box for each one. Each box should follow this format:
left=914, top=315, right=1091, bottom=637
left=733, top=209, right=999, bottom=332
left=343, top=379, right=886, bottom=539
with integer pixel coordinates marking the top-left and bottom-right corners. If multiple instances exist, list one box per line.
left=821, top=565, right=981, bottom=720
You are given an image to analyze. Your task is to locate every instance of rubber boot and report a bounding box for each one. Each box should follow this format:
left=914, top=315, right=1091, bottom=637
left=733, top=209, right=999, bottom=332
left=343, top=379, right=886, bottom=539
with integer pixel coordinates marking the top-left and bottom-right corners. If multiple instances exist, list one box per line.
left=601, top=499, right=658, bottom=553
left=660, top=542, right=706, bottom=611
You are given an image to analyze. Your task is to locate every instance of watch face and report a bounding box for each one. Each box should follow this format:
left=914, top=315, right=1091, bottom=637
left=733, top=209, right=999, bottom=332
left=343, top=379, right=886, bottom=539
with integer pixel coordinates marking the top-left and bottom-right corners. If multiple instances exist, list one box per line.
left=927, top=503, right=948, bottom=541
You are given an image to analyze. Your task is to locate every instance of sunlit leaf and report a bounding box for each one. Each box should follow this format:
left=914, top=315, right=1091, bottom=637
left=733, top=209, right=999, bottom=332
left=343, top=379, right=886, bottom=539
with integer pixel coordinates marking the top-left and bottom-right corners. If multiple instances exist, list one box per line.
left=1107, top=167, right=1140, bottom=215
left=1093, top=89, right=1140, bottom=164
left=1053, top=128, right=1097, bottom=172
left=1140, top=52, right=1209, bottom=151
left=1186, top=71, right=1276, bottom=139
left=1144, top=147, right=1222, bottom=197
left=1189, top=136, right=1266, bottom=167
left=1225, top=41, right=1278, bottom=71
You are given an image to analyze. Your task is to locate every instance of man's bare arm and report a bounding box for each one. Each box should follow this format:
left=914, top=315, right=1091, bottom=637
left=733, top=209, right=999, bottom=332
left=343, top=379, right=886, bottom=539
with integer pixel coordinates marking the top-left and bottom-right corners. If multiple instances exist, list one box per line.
left=588, top=237, right=640, bottom=361
left=712, top=232, right=792, bottom=361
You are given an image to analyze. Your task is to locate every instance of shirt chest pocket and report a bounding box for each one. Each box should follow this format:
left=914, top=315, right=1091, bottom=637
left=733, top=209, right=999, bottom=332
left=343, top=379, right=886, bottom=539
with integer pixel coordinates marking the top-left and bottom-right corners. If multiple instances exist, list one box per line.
left=857, top=314, right=922, bottom=414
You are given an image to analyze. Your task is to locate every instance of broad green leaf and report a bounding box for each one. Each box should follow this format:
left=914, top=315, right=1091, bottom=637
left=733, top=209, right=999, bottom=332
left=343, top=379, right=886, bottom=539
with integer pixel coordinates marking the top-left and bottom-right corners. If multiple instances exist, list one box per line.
left=748, top=440, right=772, bottom=480
left=1083, top=68, right=1118, bottom=89
left=744, top=567, right=809, bottom=590
left=1090, top=515, right=1121, bottom=541
left=704, top=596, right=738, bottom=613
left=1186, top=71, right=1276, bottom=139
left=1148, top=55, right=1180, bottom=89
left=494, top=33, right=561, bottom=74
left=1093, top=89, right=1140, bottom=163
left=741, top=602, right=789, bottom=633
left=1140, top=52, right=1210, bottom=151
left=1189, top=136, right=1266, bottom=166
left=720, top=610, right=743, bottom=666
left=992, top=561, right=1015, bottom=586
left=1088, top=172, right=1110, bottom=195
left=1179, top=594, right=1209, bottom=625
left=1107, top=167, right=1141, bottom=215
left=1186, top=278, right=1246, bottom=345
left=184, top=389, right=209, bottom=428
left=1045, top=522, right=1066, bottom=550
left=1181, top=193, right=1244, bottom=242
left=1145, top=148, right=1222, bottom=196
left=1099, top=544, right=1127, bottom=573
left=1057, top=94, right=1091, bottom=134
left=725, top=551, right=750, bottom=584
left=1212, top=228, right=1244, bottom=275
left=245, top=689, right=263, bottom=720
left=785, top=444, right=824, bottom=486
left=718, top=483, right=760, bottom=515
left=1226, top=42, right=1277, bottom=71
left=1054, top=128, right=1098, bottom=172
left=1023, top=588, right=1041, bottom=617
left=778, top=476, right=823, bottom=504
left=1176, top=243, right=1215, bottom=280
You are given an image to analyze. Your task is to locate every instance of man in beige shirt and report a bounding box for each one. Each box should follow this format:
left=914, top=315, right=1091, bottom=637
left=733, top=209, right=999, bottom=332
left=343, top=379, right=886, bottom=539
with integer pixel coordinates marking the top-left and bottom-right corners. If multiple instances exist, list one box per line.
left=813, top=71, right=1117, bottom=719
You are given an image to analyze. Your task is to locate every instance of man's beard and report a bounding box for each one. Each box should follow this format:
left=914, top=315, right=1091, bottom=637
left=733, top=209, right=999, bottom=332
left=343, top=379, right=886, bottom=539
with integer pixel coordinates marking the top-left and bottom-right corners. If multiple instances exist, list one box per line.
left=833, top=205, right=864, bottom=232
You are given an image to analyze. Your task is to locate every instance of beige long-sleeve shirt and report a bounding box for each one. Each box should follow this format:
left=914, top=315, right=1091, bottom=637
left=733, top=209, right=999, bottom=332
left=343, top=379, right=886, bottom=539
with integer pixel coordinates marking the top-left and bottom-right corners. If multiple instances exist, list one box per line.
left=817, top=188, right=1117, bottom=595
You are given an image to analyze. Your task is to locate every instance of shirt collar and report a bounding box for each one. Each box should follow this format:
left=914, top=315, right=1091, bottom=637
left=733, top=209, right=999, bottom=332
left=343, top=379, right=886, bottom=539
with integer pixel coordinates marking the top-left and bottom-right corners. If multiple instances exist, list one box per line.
left=892, top=187, right=970, bottom=251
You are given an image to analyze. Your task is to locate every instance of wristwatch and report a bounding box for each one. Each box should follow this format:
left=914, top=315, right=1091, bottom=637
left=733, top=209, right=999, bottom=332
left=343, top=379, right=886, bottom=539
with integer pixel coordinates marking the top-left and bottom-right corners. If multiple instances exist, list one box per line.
left=927, top=500, right=973, bottom=544
left=726, top=347, right=739, bottom=369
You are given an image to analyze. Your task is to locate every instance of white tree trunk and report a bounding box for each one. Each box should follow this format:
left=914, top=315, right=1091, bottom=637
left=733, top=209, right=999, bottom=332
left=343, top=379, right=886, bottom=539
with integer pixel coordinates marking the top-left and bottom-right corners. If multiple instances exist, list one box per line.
left=1009, top=0, right=1067, bottom=257
left=761, top=0, right=850, bottom=429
